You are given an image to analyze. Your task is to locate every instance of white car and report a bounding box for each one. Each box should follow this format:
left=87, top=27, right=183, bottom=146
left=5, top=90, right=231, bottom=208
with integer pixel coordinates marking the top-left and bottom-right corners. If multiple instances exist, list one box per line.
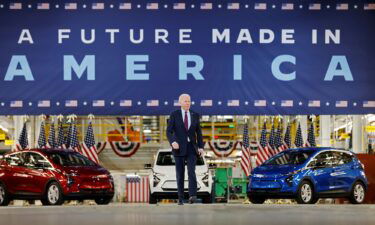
left=146, top=149, right=214, bottom=204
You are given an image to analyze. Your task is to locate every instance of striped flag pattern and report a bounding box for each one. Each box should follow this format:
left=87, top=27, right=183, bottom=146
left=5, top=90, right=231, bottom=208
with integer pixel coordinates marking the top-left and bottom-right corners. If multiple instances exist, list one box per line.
left=240, top=124, right=251, bottom=177
left=64, top=122, right=73, bottom=149
left=69, top=121, right=81, bottom=153
left=38, top=122, right=47, bottom=148
left=294, top=122, right=304, bottom=147
left=256, top=122, right=271, bottom=166
left=268, top=123, right=276, bottom=155
left=15, top=122, right=28, bottom=151
left=47, top=121, right=57, bottom=148
left=305, top=122, right=316, bottom=147
left=284, top=124, right=291, bottom=148
left=126, top=176, right=150, bottom=203
left=81, top=122, right=99, bottom=164
left=56, top=120, right=65, bottom=148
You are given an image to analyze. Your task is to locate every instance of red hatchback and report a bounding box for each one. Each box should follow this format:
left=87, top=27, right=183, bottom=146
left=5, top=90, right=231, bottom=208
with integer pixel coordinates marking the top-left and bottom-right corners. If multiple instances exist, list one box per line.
left=0, top=149, right=114, bottom=206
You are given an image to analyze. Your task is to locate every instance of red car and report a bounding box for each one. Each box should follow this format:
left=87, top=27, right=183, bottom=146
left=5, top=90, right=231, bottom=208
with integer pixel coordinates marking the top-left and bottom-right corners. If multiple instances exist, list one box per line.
left=0, top=149, right=114, bottom=206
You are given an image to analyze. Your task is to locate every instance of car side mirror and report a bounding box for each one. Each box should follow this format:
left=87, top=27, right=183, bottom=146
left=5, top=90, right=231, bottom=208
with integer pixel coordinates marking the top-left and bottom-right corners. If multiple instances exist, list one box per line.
left=144, top=163, right=152, bottom=169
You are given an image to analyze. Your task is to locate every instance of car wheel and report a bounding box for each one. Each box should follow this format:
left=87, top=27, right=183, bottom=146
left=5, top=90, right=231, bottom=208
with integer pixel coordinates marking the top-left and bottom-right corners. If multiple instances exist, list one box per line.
left=296, top=181, right=316, bottom=204
left=95, top=197, right=112, bottom=205
left=0, top=182, right=10, bottom=206
left=149, top=192, right=157, bottom=204
left=349, top=181, right=365, bottom=204
left=42, top=181, right=64, bottom=206
left=248, top=195, right=266, bottom=204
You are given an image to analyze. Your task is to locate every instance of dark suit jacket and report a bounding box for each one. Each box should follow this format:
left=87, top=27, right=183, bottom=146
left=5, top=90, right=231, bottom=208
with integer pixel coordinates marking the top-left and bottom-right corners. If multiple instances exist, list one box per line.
left=166, top=109, right=204, bottom=156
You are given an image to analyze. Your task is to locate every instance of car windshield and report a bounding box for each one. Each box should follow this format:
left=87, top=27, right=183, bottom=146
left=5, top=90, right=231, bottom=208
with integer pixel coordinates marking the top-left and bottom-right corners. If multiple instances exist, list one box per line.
left=156, top=152, right=205, bottom=166
left=45, top=151, right=96, bottom=167
left=264, top=151, right=314, bottom=165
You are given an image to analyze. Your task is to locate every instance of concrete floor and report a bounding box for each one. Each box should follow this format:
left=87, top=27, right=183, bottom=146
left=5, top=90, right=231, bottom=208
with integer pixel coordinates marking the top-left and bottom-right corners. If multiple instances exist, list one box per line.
left=1, top=204, right=375, bottom=225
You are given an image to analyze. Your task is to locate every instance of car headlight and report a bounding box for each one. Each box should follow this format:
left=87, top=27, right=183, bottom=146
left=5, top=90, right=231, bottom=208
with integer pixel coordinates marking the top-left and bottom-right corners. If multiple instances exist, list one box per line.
left=202, top=172, right=209, bottom=187
left=153, top=172, right=164, bottom=187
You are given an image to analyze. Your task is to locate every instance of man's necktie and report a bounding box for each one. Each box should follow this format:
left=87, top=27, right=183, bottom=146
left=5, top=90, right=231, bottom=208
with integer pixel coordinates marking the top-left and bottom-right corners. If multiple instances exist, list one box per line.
left=184, top=111, right=188, bottom=131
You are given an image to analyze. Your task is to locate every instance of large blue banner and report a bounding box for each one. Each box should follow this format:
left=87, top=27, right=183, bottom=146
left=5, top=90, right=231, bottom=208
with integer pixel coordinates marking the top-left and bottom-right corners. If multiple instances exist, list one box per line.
left=0, top=0, right=374, bottom=115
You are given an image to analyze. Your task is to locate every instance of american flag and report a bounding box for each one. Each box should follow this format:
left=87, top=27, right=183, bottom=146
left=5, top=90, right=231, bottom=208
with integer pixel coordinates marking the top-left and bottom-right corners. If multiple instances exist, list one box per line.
left=56, top=120, right=65, bottom=148
left=38, top=122, right=47, bottom=148
left=81, top=122, right=99, bottom=164
left=65, top=100, right=78, bottom=107
left=305, top=122, right=316, bottom=147
left=69, top=122, right=81, bottom=153
left=363, top=101, right=375, bottom=108
left=284, top=124, right=291, bottom=148
left=240, top=124, right=251, bottom=177
left=364, top=3, right=375, bottom=10
left=200, top=100, right=213, bottom=107
left=92, top=3, right=105, bottom=10
left=15, top=122, right=28, bottom=151
left=146, top=3, right=158, bottom=10
left=336, top=100, right=348, bottom=107
left=126, top=176, right=150, bottom=203
left=308, top=100, right=320, bottom=107
left=10, top=3, right=22, bottom=10
left=275, top=123, right=285, bottom=153
left=38, top=100, right=50, bottom=107
left=10, top=100, right=23, bottom=108
left=294, top=122, right=304, bottom=147
left=281, top=100, right=293, bottom=107
left=227, top=3, right=240, bottom=10
left=254, top=100, right=266, bottom=107
left=227, top=100, right=240, bottom=107
left=173, top=3, right=186, bottom=10
left=64, top=122, right=73, bottom=149
left=336, top=3, right=348, bottom=10
left=47, top=121, right=57, bottom=148
left=254, top=3, right=267, bottom=10
left=268, top=123, right=276, bottom=155
left=120, top=100, right=132, bottom=107
left=37, top=3, right=50, bottom=10
left=309, top=3, right=321, bottom=10
left=281, top=3, right=294, bottom=10
left=200, top=3, right=213, bottom=10
left=93, top=100, right=105, bottom=107
left=147, top=100, right=159, bottom=107
left=65, top=3, right=77, bottom=10
left=256, top=122, right=271, bottom=166
left=119, top=3, right=131, bottom=10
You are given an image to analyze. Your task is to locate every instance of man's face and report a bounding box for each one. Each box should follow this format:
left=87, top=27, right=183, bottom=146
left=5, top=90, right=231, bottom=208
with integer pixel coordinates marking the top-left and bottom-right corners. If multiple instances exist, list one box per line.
left=180, top=96, right=191, bottom=110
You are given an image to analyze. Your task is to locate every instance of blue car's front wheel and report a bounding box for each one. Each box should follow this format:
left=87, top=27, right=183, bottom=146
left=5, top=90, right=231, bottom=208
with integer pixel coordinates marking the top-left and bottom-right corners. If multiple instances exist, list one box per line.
left=296, top=181, right=318, bottom=204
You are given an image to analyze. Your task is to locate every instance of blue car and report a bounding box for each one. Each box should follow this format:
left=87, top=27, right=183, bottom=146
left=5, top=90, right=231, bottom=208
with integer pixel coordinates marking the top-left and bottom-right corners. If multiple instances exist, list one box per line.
left=247, top=147, right=368, bottom=204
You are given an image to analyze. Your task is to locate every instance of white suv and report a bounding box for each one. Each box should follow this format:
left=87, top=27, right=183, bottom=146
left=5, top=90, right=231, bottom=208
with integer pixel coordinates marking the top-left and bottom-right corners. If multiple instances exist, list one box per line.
left=146, top=149, right=214, bottom=204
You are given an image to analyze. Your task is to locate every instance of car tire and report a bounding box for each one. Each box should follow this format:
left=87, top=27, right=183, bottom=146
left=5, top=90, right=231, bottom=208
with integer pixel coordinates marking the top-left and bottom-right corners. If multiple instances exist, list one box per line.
left=149, top=192, right=157, bottom=204
left=42, top=181, right=64, bottom=206
left=0, top=182, right=10, bottom=206
left=296, top=181, right=317, bottom=204
left=95, top=197, right=112, bottom=205
left=349, top=181, right=366, bottom=204
left=248, top=195, right=266, bottom=204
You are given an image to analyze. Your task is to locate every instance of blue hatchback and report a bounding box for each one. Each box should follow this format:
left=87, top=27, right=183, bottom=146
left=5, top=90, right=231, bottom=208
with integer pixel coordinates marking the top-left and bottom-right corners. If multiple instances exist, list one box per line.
left=247, top=147, right=368, bottom=204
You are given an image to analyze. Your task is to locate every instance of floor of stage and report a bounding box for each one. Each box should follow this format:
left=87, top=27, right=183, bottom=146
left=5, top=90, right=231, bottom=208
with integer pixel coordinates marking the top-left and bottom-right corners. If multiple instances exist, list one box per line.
left=1, top=203, right=374, bottom=225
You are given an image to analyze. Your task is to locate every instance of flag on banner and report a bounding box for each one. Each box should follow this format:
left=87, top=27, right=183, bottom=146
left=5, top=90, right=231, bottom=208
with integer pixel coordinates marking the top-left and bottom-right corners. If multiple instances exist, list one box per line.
left=174, top=100, right=181, bottom=106
left=56, top=120, right=65, bottom=148
left=200, top=3, right=213, bottom=10
left=15, top=122, right=28, bottom=151
left=173, top=3, right=186, bottom=10
left=336, top=3, right=348, bottom=10
left=281, top=100, right=293, bottom=107
left=65, top=3, right=77, bottom=10
left=93, top=100, right=105, bottom=107
left=308, top=100, right=321, bottom=107
left=81, top=122, right=99, bottom=164
left=284, top=124, right=291, bottom=148
left=120, top=100, right=132, bottom=107
left=38, top=122, right=47, bottom=148
left=305, top=122, right=316, bottom=147
left=240, top=124, right=251, bottom=177
left=147, top=100, right=159, bottom=107
left=254, top=100, right=266, bottom=107
left=227, top=100, right=240, bottom=107
left=47, top=121, right=57, bottom=148
left=10, top=100, right=23, bottom=108
left=268, top=122, right=277, bottom=156
left=336, top=100, right=348, bottom=107
left=92, top=3, right=105, bottom=10
left=363, top=101, right=375, bottom=108
left=294, top=122, right=303, bottom=147
left=227, top=3, right=240, bottom=10
left=69, top=122, right=81, bottom=153
left=38, top=100, right=50, bottom=107
left=257, top=122, right=271, bottom=166
left=119, top=3, right=131, bottom=10
left=65, top=100, right=78, bottom=107
left=10, top=3, right=22, bottom=10
left=254, top=3, right=267, bottom=10
left=309, top=3, right=321, bottom=10
left=146, top=3, right=158, bottom=10
left=200, top=100, right=213, bottom=107
left=282, top=3, right=294, bottom=10
left=37, top=3, right=50, bottom=10
left=364, top=3, right=375, bottom=10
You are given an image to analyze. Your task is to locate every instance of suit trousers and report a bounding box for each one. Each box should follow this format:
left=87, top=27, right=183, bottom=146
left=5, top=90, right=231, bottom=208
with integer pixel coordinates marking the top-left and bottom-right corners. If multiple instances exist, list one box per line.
left=173, top=142, right=197, bottom=201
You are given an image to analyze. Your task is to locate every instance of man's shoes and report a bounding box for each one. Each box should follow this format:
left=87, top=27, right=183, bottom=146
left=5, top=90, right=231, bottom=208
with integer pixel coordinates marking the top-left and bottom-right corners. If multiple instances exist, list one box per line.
left=178, top=200, right=184, bottom=205
left=188, top=196, right=197, bottom=204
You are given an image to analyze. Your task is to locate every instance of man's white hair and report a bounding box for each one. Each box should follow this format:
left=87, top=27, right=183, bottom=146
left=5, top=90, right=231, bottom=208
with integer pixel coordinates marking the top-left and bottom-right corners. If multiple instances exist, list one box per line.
left=178, top=93, right=191, bottom=102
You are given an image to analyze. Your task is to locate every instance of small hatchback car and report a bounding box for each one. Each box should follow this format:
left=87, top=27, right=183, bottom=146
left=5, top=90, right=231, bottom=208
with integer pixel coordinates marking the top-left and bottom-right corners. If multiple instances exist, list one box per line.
left=0, top=149, right=114, bottom=206
left=248, top=148, right=368, bottom=204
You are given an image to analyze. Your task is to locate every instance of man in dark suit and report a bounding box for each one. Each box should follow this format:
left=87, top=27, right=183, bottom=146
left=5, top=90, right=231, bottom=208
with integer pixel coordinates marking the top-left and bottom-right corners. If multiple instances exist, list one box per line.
left=166, top=94, right=204, bottom=205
